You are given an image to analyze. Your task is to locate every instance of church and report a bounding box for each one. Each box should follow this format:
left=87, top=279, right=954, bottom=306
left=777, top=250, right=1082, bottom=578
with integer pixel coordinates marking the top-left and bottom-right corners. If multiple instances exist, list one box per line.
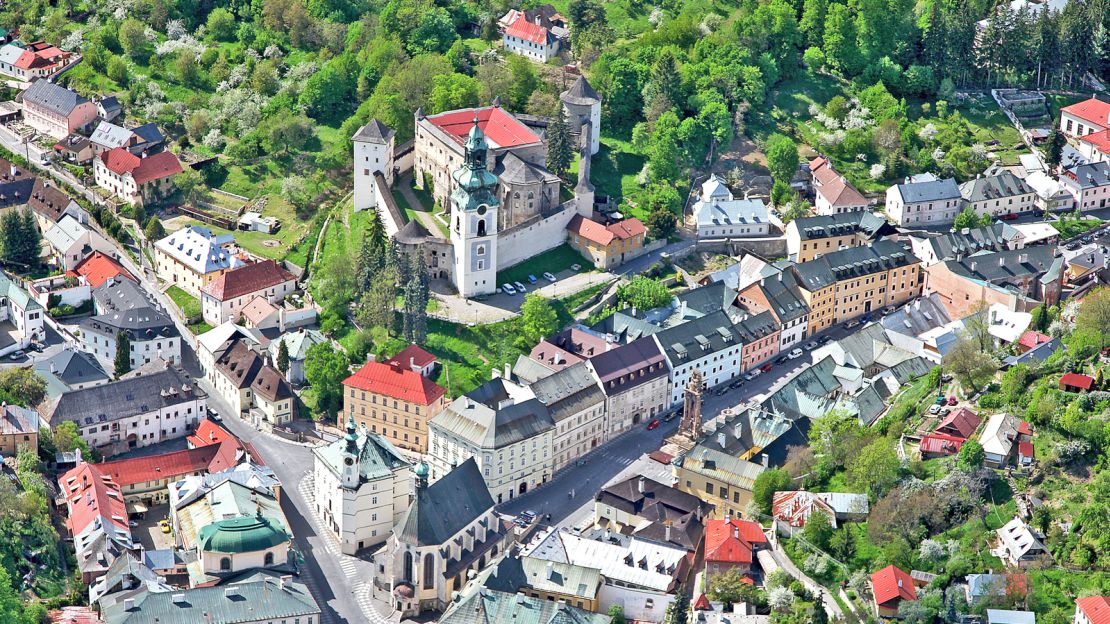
left=352, top=76, right=602, bottom=298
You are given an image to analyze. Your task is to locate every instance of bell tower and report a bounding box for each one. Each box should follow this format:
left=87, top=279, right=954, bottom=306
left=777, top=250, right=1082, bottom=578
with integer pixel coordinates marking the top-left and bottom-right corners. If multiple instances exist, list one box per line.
left=450, top=117, right=500, bottom=298
left=341, top=415, right=360, bottom=489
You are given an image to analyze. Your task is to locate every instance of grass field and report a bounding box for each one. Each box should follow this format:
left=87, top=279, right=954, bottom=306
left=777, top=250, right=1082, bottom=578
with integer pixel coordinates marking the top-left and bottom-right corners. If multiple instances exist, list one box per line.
left=166, top=285, right=201, bottom=319
left=576, top=135, right=647, bottom=217
left=496, top=244, right=586, bottom=285
left=1051, top=217, right=1103, bottom=239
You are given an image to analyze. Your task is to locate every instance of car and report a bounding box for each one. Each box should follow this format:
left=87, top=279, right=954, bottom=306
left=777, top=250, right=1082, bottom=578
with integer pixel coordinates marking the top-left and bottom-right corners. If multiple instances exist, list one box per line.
left=128, top=520, right=139, bottom=527
left=760, top=362, right=774, bottom=373
left=947, top=397, right=958, bottom=406
left=844, top=320, right=860, bottom=329
left=1001, top=212, right=1020, bottom=221
left=646, top=419, right=661, bottom=430
left=788, top=348, right=803, bottom=359
left=514, top=281, right=527, bottom=293
left=543, top=272, right=557, bottom=282
left=501, top=283, right=516, bottom=295
left=159, top=520, right=171, bottom=534
left=527, top=274, right=538, bottom=284
left=520, top=510, right=537, bottom=521
left=804, top=341, right=818, bottom=351
left=935, top=395, right=947, bottom=405
left=570, top=264, right=582, bottom=271
left=774, top=355, right=789, bottom=365
left=29, top=342, right=43, bottom=353
left=39, top=155, right=51, bottom=166
left=729, top=380, right=745, bottom=390
left=882, top=307, right=896, bottom=316
left=938, top=407, right=951, bottom=416
left=818, top=336, right=833, bottom=345
left=743, top=370, right=761, bottom=381
left=941, top=374, right=953, bottom=383
left=715, top=386, right=728, bottom=396
left=928, top=404, right=942, bottom=415
left=860, top=314, right=873, bottom=323
left=7, top=351, right=23, bottom=361
left=662, top=411, right=678, bottom=422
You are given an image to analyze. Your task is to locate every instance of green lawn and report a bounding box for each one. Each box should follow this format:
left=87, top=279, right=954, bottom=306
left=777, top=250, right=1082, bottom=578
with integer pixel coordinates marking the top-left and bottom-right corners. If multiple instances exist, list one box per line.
left=748, top=71, right=850, bottom=142
left=576, top=135, right=647, bottom=217
left=188, top=321, right=214, bottom=335
left=166, top=285, right=201, bottom=319
left=496, top=244, right=586, bottom=285
left=951, top=100, right=1026, bottom=166
left=1052, top=217, right=1103, bottom=239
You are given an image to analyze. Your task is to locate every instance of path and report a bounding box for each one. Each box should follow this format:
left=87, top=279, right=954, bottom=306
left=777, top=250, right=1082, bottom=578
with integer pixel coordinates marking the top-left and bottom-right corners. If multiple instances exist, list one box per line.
left=767, top=540, right=845, bottom=621
left=395, top=176, right=445, bottom=236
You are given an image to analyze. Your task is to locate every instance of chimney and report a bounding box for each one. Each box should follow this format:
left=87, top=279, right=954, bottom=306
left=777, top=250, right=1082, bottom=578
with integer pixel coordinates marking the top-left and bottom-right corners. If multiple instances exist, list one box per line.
left=970, top=261, right=977, bottom=272
left=665, top=524, right=672, bottom=543
left=733, top=525, right=739, bottom=539
left=546, top=561, right=555, bottom=580
left=999, top=256, right=1005, bottom=267
left=279, top=575, right=292, bottom=590
left=504, top=362, right=511, bottom=379
left=124, top=598, right=135, bottom=611
left=366, top=353, right=376, bottom=364
left=761, top=454, right=769, bottom=468
left=717, top=432, right=726, bottom=447
left=638, top=476, right=645, bottom=494
left=1019, top=253, right=1027, bottom=264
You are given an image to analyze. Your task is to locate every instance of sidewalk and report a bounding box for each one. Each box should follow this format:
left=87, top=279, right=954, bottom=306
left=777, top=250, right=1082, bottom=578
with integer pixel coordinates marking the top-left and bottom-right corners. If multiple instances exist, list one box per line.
left=767, top=541, right=845, bottom=621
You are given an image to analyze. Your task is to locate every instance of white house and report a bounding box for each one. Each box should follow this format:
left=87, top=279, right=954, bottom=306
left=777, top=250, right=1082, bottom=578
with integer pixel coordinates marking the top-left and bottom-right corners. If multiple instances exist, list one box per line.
left=693, top=196, right=770, bottom=239
left=652, top=311, right=744, bottom=406
left=996, top=516, right=1047, bottom=566
left=810, top=157, right=869, bottom=215
left=352, top=119, right=396, bottom=214
left=80, top=305, right=181, bottom=374
left=1077, top=129, right=1110, bottom=164
left=501, top=14, right=561, bottom=62
left=1059, top=97, right=1110, bottom=139
left=1060, top=162, right=1110, bottom=212
left=885, top=177, right=962, bottom=225
left=199, top=259, right=297, bottom=326
left=1024, top=171, right=1075, bottom=213
left=154, top=226, right=244, bottom=297
left=312, top=417, right=411, bottom=554
left=0, top=273, right=44, bottom=353
left=958, top=172, right=1036, bottom=218
left=93, top=147, right=183, bottom=207
left=42, top=214, right=115, bottom=271
left=978, top=412, right=1026, bottom=468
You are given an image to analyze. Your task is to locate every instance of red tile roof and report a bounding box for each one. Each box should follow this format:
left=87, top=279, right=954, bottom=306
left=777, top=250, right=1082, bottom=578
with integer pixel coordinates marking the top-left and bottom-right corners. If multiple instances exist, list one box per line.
left=772, top=490, right=834, bottom=528
left=1080, top=129, right=1110, bottom=156
left=1077, top=596, right=1110, bottom=624
left=935, top=407, right=980, bottom=439
left=426, top=106, right=541, bottom=150
left=69, top=251, right=135, bottom=288
left=1063, top=98, right=1110, bottom=130
left=201, top=259, right=296, bottom=301
left=388, top=344, right=437, bottom=370
left=344, top=360, right=447, bottom=405
left=100, top=148, right=183, bottom=184
left=1061, top=372, right=1095, bottom=390
left=58, top=462, right=129, bottom=537
left=504, top=19, right=551, bottom=45
left=810, top=157, right=868, bottom=206
left=607, top=217, right=646, bottom=240
left=1018, top=420, right=1033, bottom=436
left=100, top=147, right=140, bottom=175
left=871, top=565, right=917, bottom=606
left=693, top=594, right=712, bottom=611
left=1018, top=441, right=1035, bottom=459
left=919, top=433, right=965, bottom=456
left=188, top=418, right=233, bottom=448
left=704, top=519, right=767, bottom=564
left=568, top=216, right=646, bottom=247
left=96, top=446, right=222, bottom=487
left=1018, top=330, right=1052, bottom=350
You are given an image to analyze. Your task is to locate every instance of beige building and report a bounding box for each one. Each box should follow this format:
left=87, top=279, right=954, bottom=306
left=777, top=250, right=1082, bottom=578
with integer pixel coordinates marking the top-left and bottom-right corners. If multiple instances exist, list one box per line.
left=959, top=172, right=1036, bottom=218
left=673, top=445, right=765, bottom=520
left=0, top=405, right=37, bottom=456
left=154, top=226, right=243, bottom=297
left=530, top=362, right=607, bottom=472
left=585, top=336, right=671, bottom=436
left=791, top=240, right=922, bottom=336
left=343, top=345, right=448, bottom=454
left=786, top=212, right=897, bottom=263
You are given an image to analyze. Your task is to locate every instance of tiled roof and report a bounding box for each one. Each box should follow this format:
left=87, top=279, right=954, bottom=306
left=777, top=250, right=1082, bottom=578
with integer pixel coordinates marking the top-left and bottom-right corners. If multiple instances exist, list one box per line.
left=389, top=344, right=437, bottom=369
left=919, top=433, right=965, bottom=455
left=959, top=171, right=1034, bottom=203
left=425, top=106, right=541, bottom=150
left=21, top=79, right=87, bottom=116
left=588, top=336, right=667, bottom=394
left=96, top=445, right=226, bottom=487
left=58, top=462, right=130, bottom=538
left=871, top=564, right=917, bottom=606
left=32, top=348, right=108, bottom=387
left=395, top=458, right=494, bottom=546
left=28, top=177, right=75, bottom=222
left=251, top=364, right=293, bottom=402
left=343, top=359, right=446, bottom=405
left=201, top=259, right=295, bottom=301
left=1018, top=330, right=1052, bottom=350
left=1062, top=97, right=1110, bottom=128
left=936, top=407, right=980, bottom=439
left=704, top=519, right=766, bottom=564
left=1063, top=161, right=1110, bottom=189
left=792, top=240, right=919, bottom=292
left=100, top=148, right=182, bottom=184
left=70, top=251, right=134, bottom=288
left=1079, top=128, right=1110, bottom=155
left=352, top=118, right=395, bottom=143
left=49, top=365, right=204, bottom=428
left=1077, top=596, right=1110, bottom=624
left=892, top=177, right=961, bottom=203
left=810, top=158, right=867, bottom=206
left=1061, top=372, right=1094, bottom=390
left=504, top=18, right=552, bottom=44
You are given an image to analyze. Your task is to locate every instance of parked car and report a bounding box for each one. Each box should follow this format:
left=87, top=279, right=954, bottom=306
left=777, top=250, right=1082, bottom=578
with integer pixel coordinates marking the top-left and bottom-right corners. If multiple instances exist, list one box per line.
left=938, top=407, right=951, bottom=416
left=570, top=264, right=582, bottom=271
left=947, top=396, right=958, bottom=406
left=527, top=274, right=538, bottom=284
left=929, top=404, right=942, bottom=415
left=543, top=272, right=557, bottom=282
left=729, top=380, right=745, bottom=390
left=646, top=419, right=661, bottom=430
left=128, top=520, right=139, bottom=527
left=941, top=374, right=953, bottom=383
left=501, top=284, right=516, bottom=295
left=788, top=348, right=803, bottom=359
left=882, top=307, right=896, bottom=316
left=7, top=351, right=23, bottom=361
left=1001, top=212, right=1020, bottom=221
left=804, top=341, right=818, bottom=351
left=818, top=336, right=833, bottom=345
left=514, top=281, right=527, bottom=293
left=29, top=342, right=43, bottom=353
left=774, top=355, right=789, bottom=365
left=662, top=411, right=678, bottom=422
left=744, top=370, right=761, bottom=381
left=934, top=395, right=947, bottom=405
left=159, top=520, right=171, bottom=534
left=844, top=320, right=860, bottom=329
left=760, top=362, right=774, bottom=373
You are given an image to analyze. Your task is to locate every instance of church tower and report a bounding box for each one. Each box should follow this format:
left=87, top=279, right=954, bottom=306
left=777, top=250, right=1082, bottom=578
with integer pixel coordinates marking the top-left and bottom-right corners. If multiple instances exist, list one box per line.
left=340, top=415, right=360, bottom=489
left=450, top=118, right=500, bottom=298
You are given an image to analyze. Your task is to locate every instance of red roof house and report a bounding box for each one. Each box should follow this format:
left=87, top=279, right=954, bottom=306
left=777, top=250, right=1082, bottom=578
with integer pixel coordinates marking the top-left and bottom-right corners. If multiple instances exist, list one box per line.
left=1061, top=98, right=1110, bottom=134
left=425, top=106, right=541, bottom=149
left=1076, top=596, right=1110, bottom=624
left=703, top=518, right=768, bottom=575
left=200, top=259, right=297, bottom=325
left=57, top=462, right=132, bottom=582
left=871, top=565, right=917, bottom=617
left=919, top=433, right=966, bottom=457
left=935, top=407, right=981, bottom=439
left=387, top=344, right=437, bottom=377
left=1060, top=372, right=1095, bottom=393
left=69, top=251, right=135, bottom=288
left=809, top=157, right=868, bottom=210
left=504, top=19, right=552, bottom=45
left=1079, top=129, right=1110, bottom=161
left=1018, top=441, right=1035, bottom=465
left=566, top=215, right=647, bottom=269
left=95, top=147, right=183, bottom=206
left=344, top=360, right=447, bottom=406
left=1016, top=330, right=1053, bottom=353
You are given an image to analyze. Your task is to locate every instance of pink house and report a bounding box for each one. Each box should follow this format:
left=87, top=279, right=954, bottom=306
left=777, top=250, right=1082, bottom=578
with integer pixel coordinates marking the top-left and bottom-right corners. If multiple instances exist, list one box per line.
left=735, top=311, right=781, bottom=372
left=20, top=79, right=97, bottom=140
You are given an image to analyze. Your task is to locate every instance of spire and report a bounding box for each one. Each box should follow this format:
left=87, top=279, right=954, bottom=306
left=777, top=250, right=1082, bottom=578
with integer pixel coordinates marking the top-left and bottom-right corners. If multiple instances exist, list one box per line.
left=414, top=462, right=429, bottom=489
left=344, top=415, right=358, bottom=455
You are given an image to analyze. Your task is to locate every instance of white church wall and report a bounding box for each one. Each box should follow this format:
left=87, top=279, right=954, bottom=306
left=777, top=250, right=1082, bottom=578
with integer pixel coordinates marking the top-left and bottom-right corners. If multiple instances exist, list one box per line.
left=496, top=202, right=579, bottom=270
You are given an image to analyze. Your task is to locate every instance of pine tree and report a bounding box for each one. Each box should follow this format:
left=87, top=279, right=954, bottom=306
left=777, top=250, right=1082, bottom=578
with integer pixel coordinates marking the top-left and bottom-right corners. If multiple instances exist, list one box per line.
left=277, top=339, right=290, bottom=374
left=546, top=106, right=573, bottom=179
left=641, top=48, right=684, bottom=121
left=1, top=208, right=40, bottom=268
left=114, top=331, right=131, bottom=377
left=1046, top=130, right=1065, bottom=168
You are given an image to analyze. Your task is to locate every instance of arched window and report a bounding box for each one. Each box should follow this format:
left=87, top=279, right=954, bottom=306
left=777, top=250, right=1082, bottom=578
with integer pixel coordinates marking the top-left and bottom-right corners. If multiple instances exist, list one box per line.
left=220, top=557, right=231, bottom=571
left=477, top=220, right=487, bottom=237
left=527, top=191, right=534, bottom=199
left=423, top=553, right=435, bottom=589
left=264, top=551, right=275, bottom=566
left=403, top=551, right=413, bottom=582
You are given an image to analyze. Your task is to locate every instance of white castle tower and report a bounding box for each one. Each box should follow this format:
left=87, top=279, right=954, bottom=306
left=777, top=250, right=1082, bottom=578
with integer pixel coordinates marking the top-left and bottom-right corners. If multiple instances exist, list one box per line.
left=352, top=119, right=396, bottom=213
left=450, top=119, right=500, bottom=297
left=560, top=75, right=602, bottom=156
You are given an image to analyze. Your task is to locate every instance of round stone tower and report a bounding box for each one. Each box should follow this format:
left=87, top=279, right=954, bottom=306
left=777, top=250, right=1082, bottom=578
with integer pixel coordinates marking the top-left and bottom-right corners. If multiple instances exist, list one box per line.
left=560, top=75, right=601, bottom=156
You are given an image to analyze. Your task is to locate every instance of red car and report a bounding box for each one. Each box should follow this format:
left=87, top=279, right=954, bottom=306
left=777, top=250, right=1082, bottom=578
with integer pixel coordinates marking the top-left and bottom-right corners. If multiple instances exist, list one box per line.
left=1001, top=213, right=1020, bottom=221
left=947, top=397, right=958, bottom=406
left=761, top=363, right=774, bottom=373
left=646, top=419, right=661, bottom=430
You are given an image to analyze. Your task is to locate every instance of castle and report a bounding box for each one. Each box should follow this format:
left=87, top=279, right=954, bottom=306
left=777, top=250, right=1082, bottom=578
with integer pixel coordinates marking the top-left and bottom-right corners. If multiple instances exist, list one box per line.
left=352, top=76, right=602, bottom=298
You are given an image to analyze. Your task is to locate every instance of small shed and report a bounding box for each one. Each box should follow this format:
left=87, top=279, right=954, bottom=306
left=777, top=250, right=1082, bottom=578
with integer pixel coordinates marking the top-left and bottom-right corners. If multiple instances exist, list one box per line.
left=1060, top=372, right=1095, bottom=393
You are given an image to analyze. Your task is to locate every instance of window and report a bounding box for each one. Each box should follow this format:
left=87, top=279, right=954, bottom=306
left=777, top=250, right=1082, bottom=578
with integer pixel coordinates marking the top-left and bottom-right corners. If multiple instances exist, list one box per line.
left=264, top=551, right=275, bottom=565
left=423, top=553, right=436, bottom=589
left=220, top=557, right=231, bottom=571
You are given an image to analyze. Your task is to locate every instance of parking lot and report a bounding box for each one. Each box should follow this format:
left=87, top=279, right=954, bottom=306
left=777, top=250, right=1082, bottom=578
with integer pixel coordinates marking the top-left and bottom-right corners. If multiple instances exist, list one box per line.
left=131, top=503, right=176, bottom=552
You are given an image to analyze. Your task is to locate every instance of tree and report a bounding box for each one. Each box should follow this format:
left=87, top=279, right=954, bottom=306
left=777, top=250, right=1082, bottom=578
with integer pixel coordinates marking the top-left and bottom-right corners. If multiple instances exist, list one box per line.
left=943, top=335, right=999, bottom=391
left=521, top=294, right=559, bottom=344
left=277, top=339, right=290, bottom=374
left=617, top=276, right=671, bottom=310
left=1076, top=287, right=1110, bottom=347
left=608, top=604, right=626, bottom=624
left=645, top=206, right=677, bottom=238
left=823, top=3, right=862, bottom=75
left=0, top=208, right=40, bottom=268
left=428, top=73, right=479, bottom=114
left=846, top=438, right=900, bottom=499
left=51, top=421, right=89, bottom=456
left=507, top=55, right=540, bottom=111
left=207, top=8, right=237, bottom=41
left=304, top=342, right=350, bottom=417
left=300, top=61, right=356, bottom=122
left=0, top=368, right=45, bottom=406
left=752, top=467, right=792, bottom=514
left=402, top=256, right=429, bottom=344
left=144, top=216, right=166, bottom=242
left=800, top=0, right=829, bottom=47
left=1046, top=130, right=1065, bottom=168
left=642, top=48, right=685, bottom=120
left=802, top=510, right=835, bottom=549
left=107, top=56, right=129, bottom=86
left=803, top=46, right=826, bottom=71
left=119, top=18, right=150, bottom=62
left=356, top=266, right=399, bottom=332
left=663, top=588, right=690, bottom=624
left=765, top=134, right=800, bottom=185
left=173, top=49, right=199, bottom=86
left=175, top=168, right=206, bottom=205
left=953, top=206, right=979, bottom=230
left=708, top=568, right=768, bottom=606
left=811, top=596, right=829, bottom=624
left=114, top=331, right=131, bottom=377
left=648, top=111, right=684, bottom=182
left=546, top=107, right=573, bottom=179
left=956, top=439, right=985, bottom=471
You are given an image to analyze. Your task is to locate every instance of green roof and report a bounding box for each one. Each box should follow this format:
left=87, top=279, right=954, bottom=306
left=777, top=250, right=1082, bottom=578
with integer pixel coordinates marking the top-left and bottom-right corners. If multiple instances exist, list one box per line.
left=197, top=516, right=288, bottom=554
left=440, top=588, right=608, bottom=624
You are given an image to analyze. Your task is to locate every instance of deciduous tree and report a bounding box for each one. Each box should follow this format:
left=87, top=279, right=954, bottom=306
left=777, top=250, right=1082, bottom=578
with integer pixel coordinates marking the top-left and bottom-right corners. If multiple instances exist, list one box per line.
left=304, top=342, right=351, bottom=417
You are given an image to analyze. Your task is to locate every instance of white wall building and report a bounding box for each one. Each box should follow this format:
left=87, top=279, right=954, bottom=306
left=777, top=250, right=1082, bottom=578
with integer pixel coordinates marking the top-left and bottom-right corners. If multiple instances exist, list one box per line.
left=1060, top=162, right=1110, bottom=212
left=652, top=311, right=744, bottom=407
left=0, top=274, right=44, bottom=353
left=352, top=119, right=396, bottom=214
left=199, top=259, right=297, bottom=326
left=885, top=177, right=963, bottom=225
left=959, top=172, right=1037, bottom=218
left=154, top=226, right=243, bottom=297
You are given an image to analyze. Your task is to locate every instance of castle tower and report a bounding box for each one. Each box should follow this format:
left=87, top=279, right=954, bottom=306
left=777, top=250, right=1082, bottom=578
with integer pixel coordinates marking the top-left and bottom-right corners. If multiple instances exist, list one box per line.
left=449, top=118, right=500, bottom=298
left=340, top=415, right=360, bottom=489
left=574, top=122, right=595, bottom=217
left=352, top=119, right=396, bottom=213
left=560, top=75, right=601, bottom=155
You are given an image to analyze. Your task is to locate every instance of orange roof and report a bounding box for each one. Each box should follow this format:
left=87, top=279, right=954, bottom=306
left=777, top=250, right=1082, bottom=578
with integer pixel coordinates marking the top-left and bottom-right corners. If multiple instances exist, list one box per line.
left=344, top=360, right=447, bottom=405
left=1063, top=98, right=1110, bottom=129
left=1080, top=129, right=1110, bottom=155
left=96, top=445, right=222, bottom=487
left=389, top=344, right=437, bottom=369
left=1077, top=596, right=1110, bottom=624
left=567, top=215, right=645, bottom=247
left=607, top=217, right=646, bottom=240
left=100, top=147, right=183, bottom=184
left=871, top=565, right=917, bottom=606
left=57, top=462, right=129, bottom=537
left=812, top=159, right=868, bottom=206
left=426, top=106, right=541, bottom=149
left=504, top=19, right=551, bottom=44
left=69, top=251, right=135, bottom=288
left=1061, top=372, right=1094, bottom=390
left=188, top=418, right=233, bottom=447
left=704, top=518, right=767, bottom=564
left=200, top=259, right=295, bottom=301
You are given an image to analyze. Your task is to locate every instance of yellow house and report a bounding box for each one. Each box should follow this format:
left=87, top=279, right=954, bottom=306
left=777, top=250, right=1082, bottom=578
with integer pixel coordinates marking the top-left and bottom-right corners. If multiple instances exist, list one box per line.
left=673, top=446, right=765, bottom=520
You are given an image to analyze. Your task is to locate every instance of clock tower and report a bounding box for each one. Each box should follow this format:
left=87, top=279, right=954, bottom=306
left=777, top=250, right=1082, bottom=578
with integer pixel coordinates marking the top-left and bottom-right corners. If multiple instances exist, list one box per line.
left=341, top=415, right=360, bottom=489
left=450, top=118, right=500, bottom=297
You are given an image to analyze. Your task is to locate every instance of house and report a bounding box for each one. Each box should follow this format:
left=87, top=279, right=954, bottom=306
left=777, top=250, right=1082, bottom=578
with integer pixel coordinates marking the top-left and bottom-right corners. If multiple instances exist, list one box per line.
left=959, top=172, right=1037, bottom=219
left=79, top=303, right=181, bottom=374
left=45, top=363, right=207, bottom=456
left=1016, top=330, right=1053, bottom=354
left=920, top=432, right=966, bottom=458
left=32, top=348, right=109, bottom=397
left=566, top=215, right=646, bottom=269
left=0, top=273, right=45, bottom=353
left=1060, top=372, right=1095, bottom=392
left=20, top=79, right=97, bottom=140
left=936, top=406, right=981, bottom=438
left=343, top=346, right=448, bottom=454
left=786, top=211, right=896, bottom=263
left=772, top=491, right=870, bottom=529
left=57, top=461, right=134, bottom=584
left=89, top=121, right=134, bottom=156
left=885, top=176, right=962, bottom=226
left=477, top=554, right=604, bottom=613
left=1004, top=336, right=1063, bottom=368
left=211, top=341, right=293, bottom=431
left=692, top=176, right=772, bottom=239
left=70, top=252, right=133, bottom=289
left=907, top=224, right=1022, bottom=267
left=386, top=459, right=508, bottom=617
left=1078, top=128, right=1110, bottom=164
left=500, top=7, right=564, bottom=62
left=1075, top=596, right=1110, bottom=624
left=735, top=311, right=781, bottom=372
left=0, top=41, right=75, bottom=84
left=734, top=265, right=810, bottom=351
left=531, top=362, right=607, bottom=472
left=53, top=133, right=93, bottom=164
left=1061, top=161, right=1110, bottom=212
left=442, top=587, right=607, bottom=624
left=1059, top=96, right=1110, bottom=139
left=996, top=516, right=1047, bottom=566
left=199, top=259, right=297, bottom=326
left=871, top=564, right=917, bottom=618
left=923, top=246, right=1063, bottom=319
left=978, top=413, right=1031, bottom=468
left=267, top=328, right=326, bottom=385
left=593, top=475, right=711, bottom=552
left=809, top=157, right=869, bottom=214
left=27, top=178, right=85, bottom=231
left=96, top=96, right=122, bottom=122
left=1063, top=243, right=1110, bottom=285
left=1024, top=171, right=1075, bottom=213
left=965, top=572, right=1027, bottom=605
left=154, top=226, right=243, bottom=296
left=93, top=147, right=183, bottom=206
left=427, top=376, right=553, bottom=504
left=43, top=214, right=115, bottom=271
left=791, top=240, right=922, bottom=336
left=652, top=311, right=746, bottom=406
left=194, top=322, right=267, bottom=384
left=0, top=158, right=35, bottom=213
left=584, top=335, right=670, bottom=437
left=0, top=403, right=38, bottom=455
left=703, top=518, right=768, bottom=580
left=312, top=417, right=410, bottom=554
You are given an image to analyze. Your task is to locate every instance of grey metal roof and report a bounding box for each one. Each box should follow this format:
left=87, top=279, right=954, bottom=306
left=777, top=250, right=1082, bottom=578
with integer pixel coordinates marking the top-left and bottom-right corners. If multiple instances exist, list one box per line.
left=530, top=362, right=604, bottom=423
left=48, top=364, right=205, bottom=428
left=652, top=310, right=741, bottom=365
left=434, top=378, right=555, bottom=449
left=752, top=270, right=809, bottom=323
left=32, top=348, right=108, bottom=387
left=560, top=75, right=601, bottom=106
left=893, top=177, right=961, bottom=203
left=129, top=123, right=165, bottom=149
left=920, top=224, right=1011, bottom=261
left=495, top=151, right=559, bottom=185
left=675, top=282, right=738, bottom=317
left=93, top=277, right=153, bottom=313
left=1064, top=161, right=1110, bottom=189
left=959, top=171, right=1034, bottom=203
left=352, top=118, right=395, bottom=143
left=21, top=79, right=88, bottom=116
left=1003, top=337, right=1062, bottom=367
left=946, top=245, right=1058, bottom=283
left=314, top=424, right=410, bottom=483
left=790, top=211, right=895, bottom=241
left=589, top=309, right=660, bottom=343
left=395, top=457, right=494, bottom=546
left=880, top=293, right=952, bottom=337
left=394, top=219, right=431, bottom=244
left=90, top=121, right=132, bottom=149
left=441, top=587, right=608, bottom=624
left=733, top=310, right=778, bottom=342
left=512, top=354, right=557, bottom=384
left=81, top=306, right=179, bottom=340
left=587, top=336, right=667, bottom=393
left=791, top=240, right=920, bottom=292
